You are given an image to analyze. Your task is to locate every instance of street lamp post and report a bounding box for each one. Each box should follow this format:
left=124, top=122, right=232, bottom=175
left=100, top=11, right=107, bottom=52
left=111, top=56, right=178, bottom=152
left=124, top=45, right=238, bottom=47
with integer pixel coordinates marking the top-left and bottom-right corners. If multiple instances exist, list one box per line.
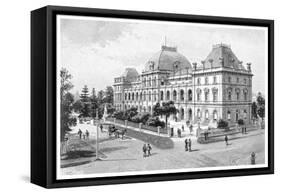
left=95, top=109, right=102, bottom=161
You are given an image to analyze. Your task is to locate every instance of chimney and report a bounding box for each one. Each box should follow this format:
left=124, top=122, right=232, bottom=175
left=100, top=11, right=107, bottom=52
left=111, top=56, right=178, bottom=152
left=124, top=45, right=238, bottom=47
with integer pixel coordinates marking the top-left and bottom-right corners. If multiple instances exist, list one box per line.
left=247, top=62, right=252, bottom=72
left=192, top=62, right=197, bottom=71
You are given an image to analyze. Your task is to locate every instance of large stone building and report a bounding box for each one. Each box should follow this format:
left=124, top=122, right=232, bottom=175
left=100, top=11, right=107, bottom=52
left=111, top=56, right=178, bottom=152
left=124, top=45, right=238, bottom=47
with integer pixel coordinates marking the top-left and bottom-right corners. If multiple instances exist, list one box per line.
left=113, top=43, right=253, bottom=126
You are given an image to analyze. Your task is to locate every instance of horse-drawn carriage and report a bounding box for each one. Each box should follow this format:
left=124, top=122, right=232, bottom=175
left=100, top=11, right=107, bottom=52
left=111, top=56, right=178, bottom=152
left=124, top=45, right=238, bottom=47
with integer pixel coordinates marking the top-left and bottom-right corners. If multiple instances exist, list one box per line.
left=108, top=125, right=127, bottom=139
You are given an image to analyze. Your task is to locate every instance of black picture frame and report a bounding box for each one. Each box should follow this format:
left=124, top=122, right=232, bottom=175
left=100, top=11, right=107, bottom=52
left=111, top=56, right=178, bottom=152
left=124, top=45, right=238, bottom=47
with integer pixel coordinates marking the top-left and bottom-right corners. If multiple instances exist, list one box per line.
left=31, top=5, right=274, bottom=188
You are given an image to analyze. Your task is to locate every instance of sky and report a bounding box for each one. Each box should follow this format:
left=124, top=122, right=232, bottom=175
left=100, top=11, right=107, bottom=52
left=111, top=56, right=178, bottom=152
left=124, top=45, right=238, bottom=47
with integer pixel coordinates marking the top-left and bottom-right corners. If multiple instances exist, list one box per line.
left=58, top=15, right=267, bottom=95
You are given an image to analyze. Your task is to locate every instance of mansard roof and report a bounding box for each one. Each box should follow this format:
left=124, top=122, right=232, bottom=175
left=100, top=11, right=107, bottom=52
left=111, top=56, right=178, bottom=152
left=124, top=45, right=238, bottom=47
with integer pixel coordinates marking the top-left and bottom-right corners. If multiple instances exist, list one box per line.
left=201, top=43, right=246, bottom=71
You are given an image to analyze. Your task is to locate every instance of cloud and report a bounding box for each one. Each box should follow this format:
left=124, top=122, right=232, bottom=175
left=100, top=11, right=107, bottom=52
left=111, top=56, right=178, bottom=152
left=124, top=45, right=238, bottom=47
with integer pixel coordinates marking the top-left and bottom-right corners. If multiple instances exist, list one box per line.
left=61, top=18, right=134, bottom=47
left=59, top=17, right=267, bottom=94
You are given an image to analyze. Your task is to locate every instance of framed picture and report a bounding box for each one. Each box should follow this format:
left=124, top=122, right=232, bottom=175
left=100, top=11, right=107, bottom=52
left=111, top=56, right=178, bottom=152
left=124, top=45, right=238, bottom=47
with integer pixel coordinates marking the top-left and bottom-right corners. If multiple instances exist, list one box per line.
left=31, top=5, right=274, bottom=188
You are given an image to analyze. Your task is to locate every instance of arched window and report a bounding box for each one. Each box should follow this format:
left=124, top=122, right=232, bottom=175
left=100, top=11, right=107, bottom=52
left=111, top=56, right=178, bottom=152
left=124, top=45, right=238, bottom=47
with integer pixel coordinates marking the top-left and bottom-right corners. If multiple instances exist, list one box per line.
left=227, top=110, right=231, bottom=120
left=148, top=77, right=152, bottom=86
left=180, top=90, right=184, bottom=101
left=148, top=106, right=151, bottom=113
left=212, top=88, right=218, bottom=102
left=197, top=78, right=201, bottom=85
left=160, top=91, right=164, bottom=101
left=237, top=77, right=239, bottom=83
left=180, top=108, right=184, bottom=120
left=204, top=88, right=209, bottom=101
left=153, top=77, right=157, bottom=86
left=125, top=93, right=127, bottom=100
left=143, top=91, right=146, bottom=101
left=213, top=110, right=218, bottom=120
left=140, top=92, right=142, bottom=101
left=197, top=109, right=201, bottom=119
left=236, top=91, right=240, bottom=100
left=205, top=110, right=209, bottom=120
left=188, top=89, right=192, bottom=101
left=213, top=76, right=217, bottom=84
left=128, top=93, right=131, bottom=100
left=243, top=89, right=247, bottom=101
left=167, top=91, right=170, bottom=100
left=161, top=79, right=165, bottom=85
left=173, top=90, right=177, bottom=101
left=205, top=77, right=208, bottom=84
left=148, top=91, right=151, bottom=101
left=228, top=76, right=231, bottom=83
left=136, top=92, right=138, bottom=101
left=153, top=91, right=156, bottom=101
left=228, top=91, right=232, bottom=101
left=143, top=78, right=146, bottom=87
left=197, top=89, right=202, bottom=101
left=132, top=93, right=134, bottom=101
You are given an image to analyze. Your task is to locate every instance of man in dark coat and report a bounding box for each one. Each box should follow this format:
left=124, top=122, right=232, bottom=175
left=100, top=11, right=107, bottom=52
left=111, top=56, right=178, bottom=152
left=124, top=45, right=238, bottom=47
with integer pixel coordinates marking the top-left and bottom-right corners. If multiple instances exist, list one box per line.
left=225, top=135, right=229, bottom=146
left=78, top=129, right=82, bottom=139
left=100, top=124, right=103, bottom=132
left=188, top=138, right=192, bottom=152
left=85, top=130, right=89, bottom=139
left=147, top=144, right=152, bottom=156
left=185, top=139, right=188, bottom=151
left=142, top=144, right=147, bottom=158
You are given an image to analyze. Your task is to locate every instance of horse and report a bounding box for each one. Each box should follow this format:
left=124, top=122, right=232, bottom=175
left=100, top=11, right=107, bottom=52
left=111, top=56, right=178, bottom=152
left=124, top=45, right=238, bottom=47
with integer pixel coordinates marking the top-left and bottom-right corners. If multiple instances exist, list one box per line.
left=114, top=128, right=127, bottom=139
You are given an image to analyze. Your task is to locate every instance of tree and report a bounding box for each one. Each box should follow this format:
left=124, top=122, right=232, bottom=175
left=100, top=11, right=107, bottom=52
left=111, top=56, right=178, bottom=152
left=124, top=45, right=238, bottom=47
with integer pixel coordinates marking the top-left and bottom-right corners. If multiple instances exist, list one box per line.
left=80, top=85, right=90, bottom=102
left=251, top=101, right=258, bottom=120
left=256, top=92, right=265, bottom=120
left=79, top=85, right=91, bottom=117
left=153, top=101, right=178, bottom=130
left=89, top=87, right=99, bottom=118
left=72, top=99, right=83, bottom=113
left=104, top=86, right=114, bottom=104
left=60, top=68, right=76, bottom=141
left=97, top=90, right=105, bottom=104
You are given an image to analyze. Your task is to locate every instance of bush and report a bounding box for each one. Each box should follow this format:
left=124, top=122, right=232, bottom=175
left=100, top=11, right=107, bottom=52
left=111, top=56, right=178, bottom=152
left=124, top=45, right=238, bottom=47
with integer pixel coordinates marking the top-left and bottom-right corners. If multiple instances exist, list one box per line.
left=237, top=119, right=245, bottom=126
left=131, top=112, right=150, bottom=124
left=112, top=111, right=127, bottom=120
left=217, top=119, right=228, bottom=129
left=146, top=117, right=165, bottom=128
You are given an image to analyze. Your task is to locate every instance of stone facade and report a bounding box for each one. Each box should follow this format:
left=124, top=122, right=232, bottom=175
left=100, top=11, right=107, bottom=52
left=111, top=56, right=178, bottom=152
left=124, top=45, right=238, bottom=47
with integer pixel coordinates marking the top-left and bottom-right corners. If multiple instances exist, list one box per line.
left=113, top=43, right=253, bottom=125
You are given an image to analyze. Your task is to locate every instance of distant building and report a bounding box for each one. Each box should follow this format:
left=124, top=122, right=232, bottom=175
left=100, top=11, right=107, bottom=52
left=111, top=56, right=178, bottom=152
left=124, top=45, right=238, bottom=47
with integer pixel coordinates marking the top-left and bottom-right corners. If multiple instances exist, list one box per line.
left=113, top=43, right=253, bottom=125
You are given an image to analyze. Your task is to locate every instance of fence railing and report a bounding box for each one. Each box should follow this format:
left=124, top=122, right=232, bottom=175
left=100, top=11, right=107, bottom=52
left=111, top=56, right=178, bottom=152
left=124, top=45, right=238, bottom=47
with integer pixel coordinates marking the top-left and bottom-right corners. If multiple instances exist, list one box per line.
left=106, top=117, right=168, bottom=134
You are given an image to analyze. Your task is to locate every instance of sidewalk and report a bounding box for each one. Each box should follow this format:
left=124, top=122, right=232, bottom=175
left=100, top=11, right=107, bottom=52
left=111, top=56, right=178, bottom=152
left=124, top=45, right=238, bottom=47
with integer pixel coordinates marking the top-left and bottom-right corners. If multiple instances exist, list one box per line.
left=105, top=120, right=170, bottom=138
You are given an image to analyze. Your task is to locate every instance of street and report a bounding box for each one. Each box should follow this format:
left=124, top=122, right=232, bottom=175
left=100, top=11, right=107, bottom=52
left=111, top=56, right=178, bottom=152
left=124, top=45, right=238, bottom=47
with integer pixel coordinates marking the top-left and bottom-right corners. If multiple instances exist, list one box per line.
left=60, top=123, right=265, bottom=176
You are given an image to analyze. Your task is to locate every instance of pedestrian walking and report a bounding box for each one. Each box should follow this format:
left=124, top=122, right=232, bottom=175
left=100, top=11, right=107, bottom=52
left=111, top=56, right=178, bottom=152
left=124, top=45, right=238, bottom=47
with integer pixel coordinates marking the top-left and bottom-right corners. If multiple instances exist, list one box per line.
left=188, top=138, right=192, bottom=152
left=100, top=124, right=103, bottom=132
left=245, top=127, right=247, bottom=134
left=251, top=152, right=256, bottom=165
left=85, top=130, right=89, bottom=139
left=142, top=144, right=147, bottom=158
left=185, top=139, right=188, bottom=151
left=182, top=125, right=184, bottom=132
left=78, top=129, right=82, bottom=139
left=147, top=144, right=152, bottom=156
left=225, top=135, right=228, bottom=146
left=170, top=127, right=174, bottom=137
